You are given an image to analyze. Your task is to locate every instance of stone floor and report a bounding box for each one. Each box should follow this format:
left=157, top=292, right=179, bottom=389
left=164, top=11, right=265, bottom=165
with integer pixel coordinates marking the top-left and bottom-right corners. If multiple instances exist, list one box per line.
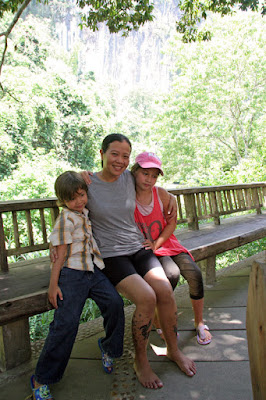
left=1, top=251, right=265, bottom=400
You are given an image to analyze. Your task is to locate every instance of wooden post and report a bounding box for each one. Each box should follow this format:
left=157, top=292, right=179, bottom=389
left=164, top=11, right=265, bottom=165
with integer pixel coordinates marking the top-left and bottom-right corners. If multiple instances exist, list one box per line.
left=0, top=319, right=31, bottom=371
left=246, top=261, right=266, bottom=400
left=198, top=256, right=216, bottom=285
left=0, top=213, right=8, bottom=272
left=184, top=193, right=199, bottom=230
left=209, top=192, right=220, bottom=226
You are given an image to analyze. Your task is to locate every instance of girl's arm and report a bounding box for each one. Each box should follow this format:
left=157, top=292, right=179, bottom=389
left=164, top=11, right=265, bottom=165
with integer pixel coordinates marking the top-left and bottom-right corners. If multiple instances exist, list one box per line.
left=144, top=187, right=177, bottom=251
left=48, top=244, right=67, bottom=309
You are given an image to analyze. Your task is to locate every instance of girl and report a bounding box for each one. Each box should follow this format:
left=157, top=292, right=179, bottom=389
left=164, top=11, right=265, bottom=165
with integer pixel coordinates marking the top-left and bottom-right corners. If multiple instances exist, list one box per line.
left=132, top=151, right=212, bottom=345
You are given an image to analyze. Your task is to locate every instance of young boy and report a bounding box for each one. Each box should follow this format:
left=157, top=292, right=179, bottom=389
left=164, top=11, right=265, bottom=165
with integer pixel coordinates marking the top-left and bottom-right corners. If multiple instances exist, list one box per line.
left=30, top=171, right=124, bottom=400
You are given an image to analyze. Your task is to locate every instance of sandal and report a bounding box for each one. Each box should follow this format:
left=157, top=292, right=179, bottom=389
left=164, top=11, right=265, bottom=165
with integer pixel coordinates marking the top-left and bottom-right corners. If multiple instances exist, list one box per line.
left=30, top=375, right=53, bottom=400
left=196, top=324, right=212, bottom=345
left=98, top=338, right=114, bottom=374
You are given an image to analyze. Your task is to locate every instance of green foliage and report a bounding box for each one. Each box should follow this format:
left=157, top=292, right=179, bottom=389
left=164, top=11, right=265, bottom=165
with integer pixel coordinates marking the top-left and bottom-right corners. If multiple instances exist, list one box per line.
left=176, top=0, right=265, bottom=42
left=1, top=0, right=264, bottom=42
left=0, top=151, right=72, bottom=200
left=78, top=0, right=154, bottom=35
left=152, top=11, right=266, bottom=186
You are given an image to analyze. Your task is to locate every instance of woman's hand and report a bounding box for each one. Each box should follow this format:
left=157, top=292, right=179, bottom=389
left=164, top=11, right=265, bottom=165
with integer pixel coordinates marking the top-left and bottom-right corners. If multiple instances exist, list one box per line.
left=80, top=170, right=93, bottom=185
left=166, top=193, right=177, bottom=222
left=142, top=239, right=156, bottom=251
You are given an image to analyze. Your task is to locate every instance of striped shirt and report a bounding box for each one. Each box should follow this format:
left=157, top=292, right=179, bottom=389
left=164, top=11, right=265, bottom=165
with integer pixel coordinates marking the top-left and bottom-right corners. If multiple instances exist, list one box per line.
left=49, top=207, right=104, bottom=271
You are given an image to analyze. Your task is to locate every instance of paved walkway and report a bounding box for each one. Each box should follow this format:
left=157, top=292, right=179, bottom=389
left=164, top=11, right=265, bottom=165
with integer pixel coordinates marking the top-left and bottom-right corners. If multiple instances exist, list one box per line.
left=1, top=251, right=265, bottom=400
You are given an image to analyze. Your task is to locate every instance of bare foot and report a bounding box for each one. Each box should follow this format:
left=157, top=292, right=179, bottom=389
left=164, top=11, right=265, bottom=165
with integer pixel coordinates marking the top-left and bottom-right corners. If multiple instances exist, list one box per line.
left=167, top=349, right=196, bottom=377
left=134, top=360, right=163, bottom=389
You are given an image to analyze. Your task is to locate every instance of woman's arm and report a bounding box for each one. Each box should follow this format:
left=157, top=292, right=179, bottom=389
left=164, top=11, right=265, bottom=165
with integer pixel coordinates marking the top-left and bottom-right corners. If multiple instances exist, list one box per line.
left=48, top=244, right=67, bottom=309
left=157, top=187, right=177, bottom=222
left=144, top=187, right=177, bottom=251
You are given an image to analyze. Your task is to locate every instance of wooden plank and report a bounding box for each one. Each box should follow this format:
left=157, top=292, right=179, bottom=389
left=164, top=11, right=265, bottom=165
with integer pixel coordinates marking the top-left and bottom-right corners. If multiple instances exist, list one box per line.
left=183, top=193, right=198, bottom=230
left=0, top=319, right=31, bottom=371
left=246, top=261, right=266, bottom=400
left=251, top=188, right=261, bottom=214
left=209, top=192, right=220, bottom=225
left=0, top=213, right=8, bottom=272
left=176, top=196, right=183, bottom=220
left=262, top=187, right=266, bottom=207
left=50, top=207, right=59, bottom=226
left=201, top=193, right=207, bottom=215
left=189, top=226, right=266, bottom=262
left=223, top=190, right=229, bottom=211
left=232, top=189, right=237, bottom=210
left=244, top=188, right=252, bottom=208
left=40, top=209, right=48, bottom=243
left=225, top=190, right=233, bottom=211
left=216, top=191, right=224, bottom=213
left=6, top=243, right=49, bottom=256
left=25, top=210, right=34, bottom=247
left=0, top=291, right=52, bottom=325
left=0, top=198, right=58, bottom=213
left=195, top=193, right=202, bottom=217
left=169, top=183, right=266, bottom=196
left=12, top=211, right=20, bottom=248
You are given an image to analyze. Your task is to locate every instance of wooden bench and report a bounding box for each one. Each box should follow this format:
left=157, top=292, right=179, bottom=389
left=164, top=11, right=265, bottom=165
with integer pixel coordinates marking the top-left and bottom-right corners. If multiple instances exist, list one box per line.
left=169, top=182, right=266, bottom=284
left=0, top=182, right=265, bottom=371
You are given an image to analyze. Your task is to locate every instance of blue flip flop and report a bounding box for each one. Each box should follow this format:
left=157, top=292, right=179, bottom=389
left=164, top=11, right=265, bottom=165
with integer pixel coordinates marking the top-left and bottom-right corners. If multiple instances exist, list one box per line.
left=30, top=375, right=53, bottom=400
left=98, top=338, right=114, bottom=374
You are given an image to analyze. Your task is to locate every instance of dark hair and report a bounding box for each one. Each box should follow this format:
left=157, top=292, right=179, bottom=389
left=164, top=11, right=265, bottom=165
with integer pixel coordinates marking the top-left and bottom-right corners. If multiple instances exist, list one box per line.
left=130, top=163, right=141, bottom=176
left=55, top=171, right=88, bottom=207
left=101, top=134, right=132, bottom=167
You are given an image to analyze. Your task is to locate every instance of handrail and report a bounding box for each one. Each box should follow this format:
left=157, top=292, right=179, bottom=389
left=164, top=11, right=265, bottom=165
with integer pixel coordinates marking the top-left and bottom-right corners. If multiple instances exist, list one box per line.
left=0, top=182, right=265, bottom=271
left=169, top=182, right=266, bottom=229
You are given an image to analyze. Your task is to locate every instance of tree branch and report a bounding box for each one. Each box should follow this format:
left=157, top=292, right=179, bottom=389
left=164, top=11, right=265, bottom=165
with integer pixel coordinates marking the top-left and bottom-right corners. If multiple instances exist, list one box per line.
left=0, top=0, right=32, bottom=78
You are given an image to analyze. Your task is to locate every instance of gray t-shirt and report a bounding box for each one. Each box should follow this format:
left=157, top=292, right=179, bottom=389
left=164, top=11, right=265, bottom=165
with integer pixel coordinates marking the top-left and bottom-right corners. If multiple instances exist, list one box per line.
left=87, top=170, right=144, bottom=258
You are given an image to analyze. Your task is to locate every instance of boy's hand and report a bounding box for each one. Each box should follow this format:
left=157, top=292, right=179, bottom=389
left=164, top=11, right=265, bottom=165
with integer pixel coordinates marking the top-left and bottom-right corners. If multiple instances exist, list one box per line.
left=48, top=283, right=63, bottom=309
left=80, top=170, right=93, bottom=185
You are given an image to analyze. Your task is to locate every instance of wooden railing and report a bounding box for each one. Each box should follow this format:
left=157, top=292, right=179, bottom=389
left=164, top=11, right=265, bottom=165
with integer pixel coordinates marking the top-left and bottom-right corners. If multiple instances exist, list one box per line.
left=169, top=182, right=266, bottom=230
left=0, top=198, right=59, bottom=272
left=0, top=182, right=265, bottom=272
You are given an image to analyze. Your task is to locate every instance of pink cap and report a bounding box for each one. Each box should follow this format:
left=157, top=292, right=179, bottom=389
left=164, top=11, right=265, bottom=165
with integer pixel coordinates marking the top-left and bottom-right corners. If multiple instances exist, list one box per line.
left=135, top=152, right=164, bottom=175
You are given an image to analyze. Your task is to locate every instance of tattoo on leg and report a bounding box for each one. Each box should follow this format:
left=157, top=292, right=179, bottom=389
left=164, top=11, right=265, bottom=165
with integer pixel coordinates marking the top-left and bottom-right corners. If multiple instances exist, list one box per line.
left=140, top=319, right=152, bottom=340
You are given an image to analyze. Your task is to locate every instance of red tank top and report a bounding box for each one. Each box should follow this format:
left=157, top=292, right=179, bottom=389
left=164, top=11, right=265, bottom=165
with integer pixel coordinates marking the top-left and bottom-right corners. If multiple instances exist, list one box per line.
left=134, top=187, right=194, bottom=258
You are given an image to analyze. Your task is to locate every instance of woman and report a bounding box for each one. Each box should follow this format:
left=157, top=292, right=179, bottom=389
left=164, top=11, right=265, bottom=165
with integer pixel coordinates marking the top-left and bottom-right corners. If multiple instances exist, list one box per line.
left=84, top=133, right=196, bottom=389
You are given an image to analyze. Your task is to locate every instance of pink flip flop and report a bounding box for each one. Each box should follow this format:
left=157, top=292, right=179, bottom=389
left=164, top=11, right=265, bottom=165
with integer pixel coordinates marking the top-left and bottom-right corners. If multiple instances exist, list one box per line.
left=196, top=324, right=212, bottom=345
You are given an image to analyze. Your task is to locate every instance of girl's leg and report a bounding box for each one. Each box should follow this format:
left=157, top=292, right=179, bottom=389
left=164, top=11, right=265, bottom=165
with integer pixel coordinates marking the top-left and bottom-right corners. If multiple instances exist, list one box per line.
left=116, top=274, right=163, bottom=389
left=89, top=267, right=125, bottom=358
left=35, top=268, right=88, bottom=384
left=158, top=255, right=180, bottom=290
left=144, top=267, right=196, bottom=377
left=173, top=253, right=212, bottom=343
left=154, top=256, right=180, bottom=339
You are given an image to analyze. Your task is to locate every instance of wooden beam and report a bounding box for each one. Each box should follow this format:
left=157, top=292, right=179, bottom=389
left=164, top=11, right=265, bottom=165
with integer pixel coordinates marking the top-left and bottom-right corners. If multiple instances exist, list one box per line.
left=246, top=261, right=266, bottom=400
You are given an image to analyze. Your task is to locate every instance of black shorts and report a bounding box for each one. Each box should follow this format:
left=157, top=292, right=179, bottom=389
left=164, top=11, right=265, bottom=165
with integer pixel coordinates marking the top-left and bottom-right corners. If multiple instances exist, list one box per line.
left=103, top=248, right=162, bottom=287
